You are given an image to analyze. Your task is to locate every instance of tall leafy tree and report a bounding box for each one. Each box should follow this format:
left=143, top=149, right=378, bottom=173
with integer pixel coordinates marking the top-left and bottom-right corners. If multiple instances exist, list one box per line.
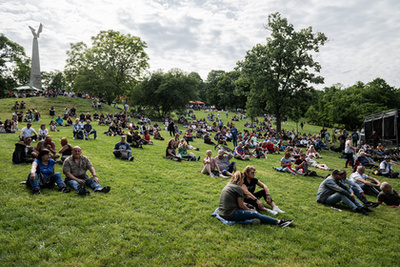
left=238, top=13, right=327, bottom=132
left=0, top=34, right=30, bottom=97
left=64, top=30, right=149, bottom=104
left=132, top=69, right=198, bottom=117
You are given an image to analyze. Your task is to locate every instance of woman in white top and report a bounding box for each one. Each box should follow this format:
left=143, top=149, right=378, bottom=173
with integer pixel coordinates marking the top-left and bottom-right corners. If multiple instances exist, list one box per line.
left=344, top=136, right=355, bottom=168
left=38, top=123, right=48, bottom=141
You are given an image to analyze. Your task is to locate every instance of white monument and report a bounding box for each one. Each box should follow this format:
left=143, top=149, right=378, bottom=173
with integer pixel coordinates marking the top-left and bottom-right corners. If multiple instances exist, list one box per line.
left=29, top=23, right=43, bottom=89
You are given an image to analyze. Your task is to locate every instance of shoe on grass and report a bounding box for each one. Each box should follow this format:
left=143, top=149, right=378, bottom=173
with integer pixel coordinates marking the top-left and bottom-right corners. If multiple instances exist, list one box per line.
left=60, top=186, right=71, bottom=193
left=278, top=220, right=293, bottom=228
left=266, top=209, right=278, bottom=216
left=363, top=207, right=374, bottom=213
left=251, top=219, right=261, bottom=225
left=95, top=186, right=110, bottom=193
left=33, top=188, right=41, bottom=195
left=355, top=207, right=369, bottom=216
left=77, top=184, right=87, bottom=195
left=273, top=206, right=285, bottom=213
left=129, top=156, right=134, bottom=161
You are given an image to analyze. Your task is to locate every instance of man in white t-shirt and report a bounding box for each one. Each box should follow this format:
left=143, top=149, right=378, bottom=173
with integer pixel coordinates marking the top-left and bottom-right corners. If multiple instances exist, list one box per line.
left=19, top=122, right=38, bottom=142
left=349, top=166, right=381, bottom=196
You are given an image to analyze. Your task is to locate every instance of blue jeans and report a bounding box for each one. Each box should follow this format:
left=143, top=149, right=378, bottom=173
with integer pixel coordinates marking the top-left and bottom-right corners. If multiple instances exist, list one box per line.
left=232, top=135, right=238, bottom=147
left=350, top=186, right=368, bottom=204
left=221, top=161, right=236, bottom=175
left=230, top=210, right=278, bottom=225
left=28, top=172, right=66, bottom=191
left=84, top=130, right=97, bottom=139
left=324, top=193, right=364, bottom=210
left=361, top=182, right=380, bottom=196
left=66, top=178, right=103, bottom=193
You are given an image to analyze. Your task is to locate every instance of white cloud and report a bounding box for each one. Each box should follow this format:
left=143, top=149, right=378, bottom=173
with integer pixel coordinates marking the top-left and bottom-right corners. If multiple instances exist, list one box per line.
left=0, top=0, right=399, bottom=88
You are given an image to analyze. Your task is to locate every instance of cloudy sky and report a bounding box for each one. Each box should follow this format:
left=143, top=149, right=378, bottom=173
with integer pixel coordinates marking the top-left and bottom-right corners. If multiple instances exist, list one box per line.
left=1, top=0, right=400, bottom=89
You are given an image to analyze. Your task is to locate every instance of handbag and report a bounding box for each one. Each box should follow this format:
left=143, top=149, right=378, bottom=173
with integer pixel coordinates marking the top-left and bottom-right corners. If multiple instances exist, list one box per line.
left=120, top=150, right=129, bottom=160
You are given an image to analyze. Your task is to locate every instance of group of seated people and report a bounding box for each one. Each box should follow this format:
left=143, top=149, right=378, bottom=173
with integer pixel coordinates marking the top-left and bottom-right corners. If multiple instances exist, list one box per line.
left=0, top=117, right=18, bottom=133
left=165, top=134, right=200, bottom=161
left=215, top=165, right=293, bottom=227
left=317, top=167, right=400, bottom=214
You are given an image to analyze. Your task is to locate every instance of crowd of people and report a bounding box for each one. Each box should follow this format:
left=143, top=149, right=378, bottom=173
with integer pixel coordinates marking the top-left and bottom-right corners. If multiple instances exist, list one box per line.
left=6, top=101, right=400, bottom=229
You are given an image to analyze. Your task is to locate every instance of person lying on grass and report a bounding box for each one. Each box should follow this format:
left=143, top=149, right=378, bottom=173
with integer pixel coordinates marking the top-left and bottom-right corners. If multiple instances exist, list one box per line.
left=217, top=171, right=293, bottom=227
left=63, top=146, right=110, bottom=195
left=27, top=148, right=71, bottom=195
left=241, top=165, right=285, bottom=215
left=377, top=182, right=400, bottom=208
left=201, top=150, right=226, bottom=178
left=316, top=169, right=372, bottom=215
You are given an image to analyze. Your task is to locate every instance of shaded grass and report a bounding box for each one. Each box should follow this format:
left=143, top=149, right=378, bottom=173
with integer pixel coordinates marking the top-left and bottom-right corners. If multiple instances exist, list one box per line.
left=0, top=97, right=399, bottom=266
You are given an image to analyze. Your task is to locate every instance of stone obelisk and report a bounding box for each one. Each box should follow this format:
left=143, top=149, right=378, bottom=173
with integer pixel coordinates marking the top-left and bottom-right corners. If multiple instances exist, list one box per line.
left=29, top=23, right=43, bottom=89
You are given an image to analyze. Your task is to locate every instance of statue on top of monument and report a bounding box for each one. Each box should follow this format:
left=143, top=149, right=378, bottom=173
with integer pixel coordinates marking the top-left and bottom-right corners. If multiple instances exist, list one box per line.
left=29, top=23, right=43, bottom=39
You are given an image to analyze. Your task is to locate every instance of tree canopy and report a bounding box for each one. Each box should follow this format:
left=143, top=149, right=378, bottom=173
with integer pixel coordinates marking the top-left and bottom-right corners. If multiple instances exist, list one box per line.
left=306, top=78, right=400, bottom=129
left=132, top=69, right=198, bottom=117
left=64, top=30, right=149, bottom=104
left=238, top=12, right=327, bottom=131
left=0, top=34, right=30, bottom=97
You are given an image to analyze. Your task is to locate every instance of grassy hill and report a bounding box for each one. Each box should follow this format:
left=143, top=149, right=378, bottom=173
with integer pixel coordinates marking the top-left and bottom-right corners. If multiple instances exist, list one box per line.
left=0, top=97, right=399, bottom=266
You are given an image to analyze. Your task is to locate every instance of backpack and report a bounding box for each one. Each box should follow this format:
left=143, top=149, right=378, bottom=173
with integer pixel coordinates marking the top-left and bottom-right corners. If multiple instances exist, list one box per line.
left=12, top=143, right=25, bottom=164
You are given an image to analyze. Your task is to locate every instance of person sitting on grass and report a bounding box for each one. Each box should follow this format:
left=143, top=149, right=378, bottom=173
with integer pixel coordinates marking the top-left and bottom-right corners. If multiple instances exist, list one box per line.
left=58, top=137, right=73, bottom=163
left=55, top=115, right=64, bottom=127
left=27, top=149, right=71, bottom=195
left=307, top=145, right=322, bottom=159
left=357, top=151, right=378, bottom=169
left=38, top=123, right=48, bottom=141
left=295, top=153, right=324, bottom=178
left=377, top=182, right=400, bottom=208
left=201, top=150, right=225, bottom=178
left=165, top=139, right=181, bottom=161
left=241, top=165, right=285, bottom=215
left=113, top=135, right=134, bottom=161
left=83, top=120, right=97, bottom=140
left=34, top=136, right=60, bottom=160
left=177, top=139, right=200, bottom=161
left=274, top=151, right=298, bottom=175
left=19, top=122, right=38, bottom=142
left=63, top=146, right=110, bottom=195
left=234, top=142, right=250, bottom=161
left=143, top=130, right=153, bottom=145
left=379, top=156, right=399, bottom=178
left=49, top=120, right=59, bottom=132
left=316, top=169, right=371, bottom=215
left=72, top=118, right=83, bottom=140
left=214, top=149, right=236, bottom=177
left=203, top=132, right=216, bottom=146
left=129, top=131, right=144, bottom=148
left=12, top=136, right=35, bottom=164
left=153, top=128, right=164, bottom=140
left=252, top=144, right=267, bottom=159
left=349, top=166, right=381, bottom=197
left=217, top=171, right=293, bottom=227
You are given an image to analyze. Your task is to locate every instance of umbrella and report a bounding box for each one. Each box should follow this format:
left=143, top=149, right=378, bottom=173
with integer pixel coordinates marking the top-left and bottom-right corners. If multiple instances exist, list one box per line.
left=12, top=85, right=44, bottom=92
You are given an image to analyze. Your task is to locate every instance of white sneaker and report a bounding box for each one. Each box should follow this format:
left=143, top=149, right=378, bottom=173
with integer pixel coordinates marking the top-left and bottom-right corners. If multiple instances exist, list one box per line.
left=273, top=206, right=286, bottom=213
left=266, top=209, right=278, bottom=216
left=73, top=137, right=75, bottom=140
left=210, top=173, right=215, bottom=178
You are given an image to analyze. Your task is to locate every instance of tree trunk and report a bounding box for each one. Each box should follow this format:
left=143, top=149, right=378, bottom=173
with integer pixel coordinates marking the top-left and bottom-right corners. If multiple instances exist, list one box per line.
left=276, top=108, right=281, bottom=133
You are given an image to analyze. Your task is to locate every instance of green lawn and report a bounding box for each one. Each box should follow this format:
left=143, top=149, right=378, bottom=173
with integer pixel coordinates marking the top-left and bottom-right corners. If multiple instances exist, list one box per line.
left=0, top=97, right=399, bottom=266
